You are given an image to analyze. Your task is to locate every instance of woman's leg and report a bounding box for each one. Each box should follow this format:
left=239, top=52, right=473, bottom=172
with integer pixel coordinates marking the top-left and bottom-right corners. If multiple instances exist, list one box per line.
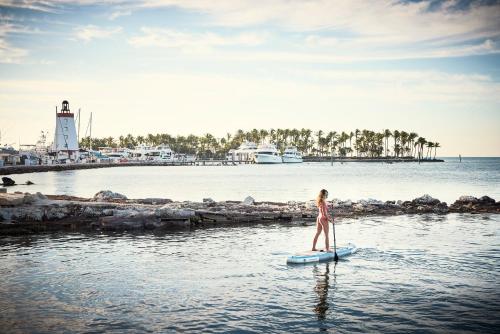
left=320, top=219, right=330, bottom=251
left=312, top=218, right=323, bottom=251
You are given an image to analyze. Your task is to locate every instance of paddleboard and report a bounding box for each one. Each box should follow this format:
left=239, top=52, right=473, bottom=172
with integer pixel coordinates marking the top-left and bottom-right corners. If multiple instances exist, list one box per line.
left=286, top=243, right=358, bottom=264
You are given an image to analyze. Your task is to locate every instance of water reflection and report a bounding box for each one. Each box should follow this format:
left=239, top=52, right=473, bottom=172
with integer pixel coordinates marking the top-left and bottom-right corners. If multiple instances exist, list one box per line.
left=313, top=262, right=336, bottom=328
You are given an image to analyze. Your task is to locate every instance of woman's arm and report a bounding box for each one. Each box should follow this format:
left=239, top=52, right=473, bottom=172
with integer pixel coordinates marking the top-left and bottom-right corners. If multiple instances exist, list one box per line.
left=324, top=202, right=333, bottom=222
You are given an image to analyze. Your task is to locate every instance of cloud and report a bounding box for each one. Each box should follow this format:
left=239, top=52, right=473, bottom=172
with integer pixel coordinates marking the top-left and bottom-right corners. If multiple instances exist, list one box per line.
left=109, top=9, right=132, bottom=20
left=74, top=25, right=122, bottom=42
left=0, top=22, right=37, bottom=63
left=138, top=0, right=500, bottom=54
left=128, top=28, right=266, bottom=50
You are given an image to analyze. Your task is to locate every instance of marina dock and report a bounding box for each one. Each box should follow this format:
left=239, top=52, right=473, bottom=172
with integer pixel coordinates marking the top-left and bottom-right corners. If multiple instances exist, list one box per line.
left=0, top=160, right=254, bottom=176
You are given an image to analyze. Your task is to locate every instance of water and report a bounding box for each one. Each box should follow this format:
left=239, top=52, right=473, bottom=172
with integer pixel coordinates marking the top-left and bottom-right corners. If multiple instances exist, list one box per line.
left=5, top=157, right=500, bottom=203
left=1, top=214, right=499, bottom=333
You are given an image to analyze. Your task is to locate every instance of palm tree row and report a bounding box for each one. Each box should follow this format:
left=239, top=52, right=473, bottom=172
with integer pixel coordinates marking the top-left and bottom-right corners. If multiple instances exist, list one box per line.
left=80, top=129, right=440, bottom=159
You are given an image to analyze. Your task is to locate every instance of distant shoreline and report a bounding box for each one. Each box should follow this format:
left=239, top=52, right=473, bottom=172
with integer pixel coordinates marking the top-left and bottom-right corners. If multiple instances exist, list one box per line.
left=303, top=157, right=444, bottom=163
left=0, top=158, right=445, bottom=176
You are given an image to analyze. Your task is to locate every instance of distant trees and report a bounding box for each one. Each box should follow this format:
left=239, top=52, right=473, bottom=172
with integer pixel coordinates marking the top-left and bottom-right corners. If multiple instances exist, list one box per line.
left=79, top=128, right=441, bottom=160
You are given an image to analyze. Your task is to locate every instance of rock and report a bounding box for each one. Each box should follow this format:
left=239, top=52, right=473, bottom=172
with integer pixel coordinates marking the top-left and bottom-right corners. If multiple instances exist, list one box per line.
left=0, top=188, right=6, bottom=193
left=243, top=196, right=255, bottom=205
left=203, top=198, right=215, bottom=203
left=35, top=192, right=47, bottom=200
left=26, top=180, right=34, bottom=185
left=99, top=215, right=155, bottom=230
left=457, top=195, right=478, bottom=203
left=413, top=194, right=440, bottom=205
left=93, top=190, right=127, bottom=201
left=135, top=198, right=173, bottom=205
left=478, top=196, right=495, bottom=204
left=396, top=200, right=403, bottom=205
left=305, top=200, right=317, bottom=210
left=353, top=203, right=364, bottom=211
left=0, top=193, right=25, bottom=206
left=1, top=177, right=15, bottom=186
left=173, top=209, right=196, bottom=218
left=155, top=205, right=175, bottom=217
left=359, top=198, right=384, bottom=206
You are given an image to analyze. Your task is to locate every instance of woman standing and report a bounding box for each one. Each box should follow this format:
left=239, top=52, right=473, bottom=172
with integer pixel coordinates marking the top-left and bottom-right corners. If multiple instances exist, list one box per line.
left=312, top=189, right=333, bottom=252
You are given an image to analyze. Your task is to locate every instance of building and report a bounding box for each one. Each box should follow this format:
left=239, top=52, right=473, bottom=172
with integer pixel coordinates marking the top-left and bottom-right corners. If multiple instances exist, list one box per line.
left=52, top=100, right=79, bottom=162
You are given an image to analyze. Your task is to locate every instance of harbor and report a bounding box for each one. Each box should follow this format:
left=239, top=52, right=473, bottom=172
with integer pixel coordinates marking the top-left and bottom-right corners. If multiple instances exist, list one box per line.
left=0, top=100, right=445, bottom=172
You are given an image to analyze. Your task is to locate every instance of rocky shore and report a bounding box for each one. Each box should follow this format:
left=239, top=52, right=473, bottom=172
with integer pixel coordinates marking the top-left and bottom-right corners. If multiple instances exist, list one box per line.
left=0, top=190, right=498, bottom=235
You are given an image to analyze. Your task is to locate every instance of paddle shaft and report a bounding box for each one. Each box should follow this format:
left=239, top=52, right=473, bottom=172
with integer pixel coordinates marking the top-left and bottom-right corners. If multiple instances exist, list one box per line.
left=332, top=218, right=339, bottom=261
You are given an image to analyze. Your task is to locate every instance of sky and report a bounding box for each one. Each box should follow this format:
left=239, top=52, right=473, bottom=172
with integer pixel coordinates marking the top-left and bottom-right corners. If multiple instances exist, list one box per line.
left=0, top=0, right=499, bottom=156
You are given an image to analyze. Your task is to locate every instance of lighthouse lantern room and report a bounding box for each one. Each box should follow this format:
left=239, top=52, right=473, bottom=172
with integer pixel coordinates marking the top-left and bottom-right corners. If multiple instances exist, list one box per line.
left=53, top=100, right=79, bottom=161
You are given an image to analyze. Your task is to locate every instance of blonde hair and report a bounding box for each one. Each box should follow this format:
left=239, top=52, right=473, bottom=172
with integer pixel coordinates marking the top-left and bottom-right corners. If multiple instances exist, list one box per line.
left=316, top=189, right=328, bottom=207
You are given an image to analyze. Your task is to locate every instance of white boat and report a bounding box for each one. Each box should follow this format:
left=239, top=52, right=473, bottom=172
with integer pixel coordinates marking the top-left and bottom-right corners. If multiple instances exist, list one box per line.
left=156, top=144, right=174, bottom=162
left=228, top=141, right=258, bottom=162
left=254, top=143, right=282, bottom=164
left=131, top=144, right=173, bottom=162
left=282, top=147, right=303, bottom=163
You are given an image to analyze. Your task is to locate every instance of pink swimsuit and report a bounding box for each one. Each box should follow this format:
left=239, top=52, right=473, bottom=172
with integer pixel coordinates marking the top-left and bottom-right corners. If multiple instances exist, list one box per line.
left=318, top=201, right=329, bottom=222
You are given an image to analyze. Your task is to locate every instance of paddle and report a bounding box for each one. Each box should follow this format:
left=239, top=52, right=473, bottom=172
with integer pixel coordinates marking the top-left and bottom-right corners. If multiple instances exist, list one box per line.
left=332, top=219, right=339, bottom=262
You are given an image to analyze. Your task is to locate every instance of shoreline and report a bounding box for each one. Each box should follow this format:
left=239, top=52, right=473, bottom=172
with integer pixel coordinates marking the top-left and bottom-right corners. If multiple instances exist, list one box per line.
left=0, top=157, right=445, bottom=176
left=0, top=191, right=497, bottom=235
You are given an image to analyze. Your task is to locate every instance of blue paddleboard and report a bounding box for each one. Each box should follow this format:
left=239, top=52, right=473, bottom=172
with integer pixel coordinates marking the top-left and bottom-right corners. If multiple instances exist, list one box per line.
left=287, top=243, right=357, bottom=264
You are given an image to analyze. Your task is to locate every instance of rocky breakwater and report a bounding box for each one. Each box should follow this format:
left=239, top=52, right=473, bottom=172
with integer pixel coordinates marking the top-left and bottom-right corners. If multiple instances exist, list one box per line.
left=0, top=191, right=498, bottom=234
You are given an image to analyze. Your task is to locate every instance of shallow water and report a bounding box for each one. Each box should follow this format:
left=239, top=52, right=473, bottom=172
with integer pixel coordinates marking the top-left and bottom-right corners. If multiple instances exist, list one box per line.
left=5, top=157, right=500, bottom=203
left=1, top=214, right=498, bottom=333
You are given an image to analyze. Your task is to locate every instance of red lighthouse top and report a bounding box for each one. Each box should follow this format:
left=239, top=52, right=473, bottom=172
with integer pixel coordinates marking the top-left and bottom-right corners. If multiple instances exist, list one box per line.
left=57, top=100, right=74, bottom=117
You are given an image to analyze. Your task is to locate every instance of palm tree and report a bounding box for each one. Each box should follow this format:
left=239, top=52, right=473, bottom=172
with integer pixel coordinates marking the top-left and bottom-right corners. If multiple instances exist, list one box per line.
left=416, top=137, right=427, bottom=160
left=383, top=129, right=392, bottom=157
left=393, top=130, right=400, bottom=157
left=426, top=142, right=434, bottom=160
left=433, top=142, right=440, bottom=159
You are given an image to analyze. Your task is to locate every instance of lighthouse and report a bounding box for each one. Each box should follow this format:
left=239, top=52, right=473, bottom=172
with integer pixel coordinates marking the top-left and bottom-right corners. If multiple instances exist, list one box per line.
left=53, top=100, right=79, bottom=161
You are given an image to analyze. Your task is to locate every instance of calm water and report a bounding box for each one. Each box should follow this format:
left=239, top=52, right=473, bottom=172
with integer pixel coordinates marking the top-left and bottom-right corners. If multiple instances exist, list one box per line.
left=5, top=157, right=500, bottom=203
left=0, top=214, right=499, bottom=333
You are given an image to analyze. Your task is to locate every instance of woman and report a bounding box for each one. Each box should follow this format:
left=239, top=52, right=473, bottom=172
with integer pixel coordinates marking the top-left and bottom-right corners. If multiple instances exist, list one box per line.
left=312, top=189, right=333, bottom=252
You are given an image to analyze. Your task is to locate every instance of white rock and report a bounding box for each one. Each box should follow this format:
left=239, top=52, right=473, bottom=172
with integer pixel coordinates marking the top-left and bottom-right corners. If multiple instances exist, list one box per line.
left=243, top=196, right=255, bottom=205
left=93, top=190, right=127, bottom=201
left=458, top=195, right=478, bottom=203
left=174, top=209, right=196, bottom=218
left=359, top=198, right=384, bottom=206
left=305, top=200, right=317, bottom=210
left=413, top=194, right=440, bottom=205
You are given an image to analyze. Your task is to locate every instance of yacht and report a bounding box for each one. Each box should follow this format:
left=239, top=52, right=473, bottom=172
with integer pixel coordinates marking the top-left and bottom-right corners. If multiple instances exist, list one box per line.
left=254, top=143, right=282, bottom=164
left=156, top=144, right=174, bottom=162
left=228, top=141, right=258, bottom=162
left=282, top=147, right=303, bottom=163
left=131, top=144, right=173, bottom=162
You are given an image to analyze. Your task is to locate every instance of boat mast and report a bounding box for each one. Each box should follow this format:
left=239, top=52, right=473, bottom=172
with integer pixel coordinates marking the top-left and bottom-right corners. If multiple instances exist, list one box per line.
left=77, top=108, right=81, bottom=145
left=89, top=112, right=93, bottom=150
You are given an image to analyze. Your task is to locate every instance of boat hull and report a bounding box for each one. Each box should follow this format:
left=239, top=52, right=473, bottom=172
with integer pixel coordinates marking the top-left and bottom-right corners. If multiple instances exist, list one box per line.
left=254, top=154, right=282, bottom=164
left=282, top=156, right=303, bottom=163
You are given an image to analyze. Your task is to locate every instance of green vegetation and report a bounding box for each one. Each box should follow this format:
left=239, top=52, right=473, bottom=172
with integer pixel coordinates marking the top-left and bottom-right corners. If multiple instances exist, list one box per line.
left=80, top=129, right=440, bottom=160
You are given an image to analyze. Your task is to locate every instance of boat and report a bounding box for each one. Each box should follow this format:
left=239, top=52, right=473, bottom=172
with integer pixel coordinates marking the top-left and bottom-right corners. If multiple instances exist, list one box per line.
left=156, top=144, right=174, bottom=162
left=282, top=147, right=303, bottom=163
left=254, top=143, right=282, bottom=164
left=228, top=141, right=257, bottom=162
left=130, top=144, right=173, bottom=162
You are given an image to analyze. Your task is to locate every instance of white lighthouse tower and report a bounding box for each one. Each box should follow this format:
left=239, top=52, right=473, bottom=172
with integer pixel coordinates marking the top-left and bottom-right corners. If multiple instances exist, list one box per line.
left=53, top=100, right=79, bottom=162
